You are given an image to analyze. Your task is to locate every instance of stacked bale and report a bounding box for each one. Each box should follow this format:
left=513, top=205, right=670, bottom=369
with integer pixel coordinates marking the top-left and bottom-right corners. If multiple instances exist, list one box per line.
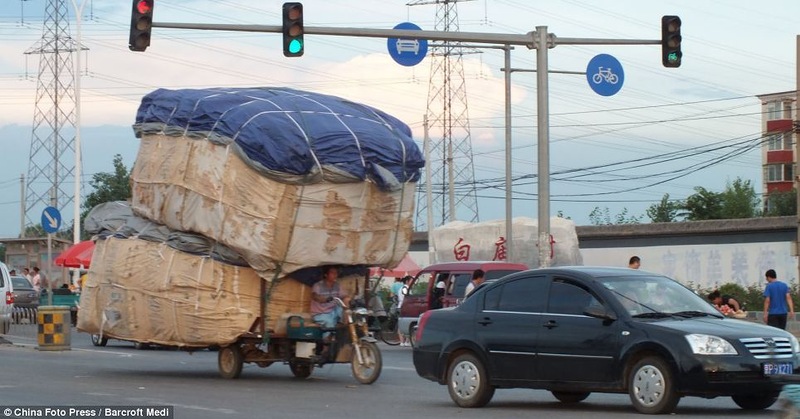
left=79, top=88, right=423, bottom=347
left=131, top=87, right=423, bottom=277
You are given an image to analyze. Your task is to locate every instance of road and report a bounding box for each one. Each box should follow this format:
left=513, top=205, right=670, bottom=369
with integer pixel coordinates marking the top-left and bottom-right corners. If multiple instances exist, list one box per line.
left=0, top=328, right=782, bottom=418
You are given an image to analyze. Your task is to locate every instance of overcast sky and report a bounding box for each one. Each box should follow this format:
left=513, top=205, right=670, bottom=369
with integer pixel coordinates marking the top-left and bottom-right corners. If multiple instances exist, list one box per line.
left=0, top=0, right=797, bottom=237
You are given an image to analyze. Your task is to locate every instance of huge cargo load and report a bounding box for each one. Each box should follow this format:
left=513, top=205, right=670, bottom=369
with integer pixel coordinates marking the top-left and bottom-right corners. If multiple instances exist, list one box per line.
left=130, top=87, right=423, bottom=277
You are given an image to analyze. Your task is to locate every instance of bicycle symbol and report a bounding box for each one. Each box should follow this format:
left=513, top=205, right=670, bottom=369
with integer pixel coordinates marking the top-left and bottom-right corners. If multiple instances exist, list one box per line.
left=592, top=67, right=619, bottom=85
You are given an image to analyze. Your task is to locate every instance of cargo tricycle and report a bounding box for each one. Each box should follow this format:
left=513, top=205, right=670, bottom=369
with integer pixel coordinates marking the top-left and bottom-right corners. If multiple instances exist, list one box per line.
left=217, top=297, right=382, bottom=384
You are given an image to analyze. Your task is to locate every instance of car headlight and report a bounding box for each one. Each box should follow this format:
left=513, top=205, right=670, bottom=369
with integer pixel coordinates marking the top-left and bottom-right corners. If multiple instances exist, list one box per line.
left=790, top=335, right=800, bottom=353
left=685, top=334, right=738, bottom=355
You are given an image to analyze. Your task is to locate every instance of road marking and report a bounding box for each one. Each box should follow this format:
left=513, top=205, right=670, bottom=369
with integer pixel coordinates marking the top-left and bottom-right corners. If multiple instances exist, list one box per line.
left=382, top=366, right=415, bottom=372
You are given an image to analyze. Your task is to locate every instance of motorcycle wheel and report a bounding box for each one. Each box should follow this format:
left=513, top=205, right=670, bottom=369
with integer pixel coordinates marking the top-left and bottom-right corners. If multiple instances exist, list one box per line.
left=289, top=360, right=314, bottom=379
left=351, top=341, right=382, bottom=384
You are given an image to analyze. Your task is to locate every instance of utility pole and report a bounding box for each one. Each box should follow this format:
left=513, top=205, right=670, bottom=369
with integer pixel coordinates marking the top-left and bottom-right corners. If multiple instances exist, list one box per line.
left=795, top=35, right=799, bottom=284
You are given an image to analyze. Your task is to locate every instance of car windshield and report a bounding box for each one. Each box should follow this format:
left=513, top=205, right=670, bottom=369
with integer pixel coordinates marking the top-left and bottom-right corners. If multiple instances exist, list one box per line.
left=11, top=276, right=32, bottom=289
left=600, top=275, right=721, bottom=318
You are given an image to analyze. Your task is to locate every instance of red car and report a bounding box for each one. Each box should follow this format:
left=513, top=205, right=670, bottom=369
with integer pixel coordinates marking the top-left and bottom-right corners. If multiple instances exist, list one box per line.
left=398, top=261, right=527, bottom=345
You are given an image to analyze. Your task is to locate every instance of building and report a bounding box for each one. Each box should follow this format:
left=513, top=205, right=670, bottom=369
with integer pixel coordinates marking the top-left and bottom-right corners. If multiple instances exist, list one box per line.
left=757, top=90, right=797, bottom=213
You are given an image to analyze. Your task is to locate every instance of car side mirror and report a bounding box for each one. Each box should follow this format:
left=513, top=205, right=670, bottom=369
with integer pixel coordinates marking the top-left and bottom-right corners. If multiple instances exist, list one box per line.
left=584, top=305, right=617, bottom=321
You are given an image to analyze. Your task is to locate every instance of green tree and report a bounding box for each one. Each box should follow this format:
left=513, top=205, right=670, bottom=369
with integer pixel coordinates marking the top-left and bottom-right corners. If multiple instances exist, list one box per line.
left=719, top=178, right=760, bottom=219
left=681, top=186, right=723, bottom=221
left=765, top=189, right=796, bottom=216
left=589, top=207, right=641, bottom=225
left=646, top=193, right=682, bottom=223
left=80, top=154, right=132, bottom=238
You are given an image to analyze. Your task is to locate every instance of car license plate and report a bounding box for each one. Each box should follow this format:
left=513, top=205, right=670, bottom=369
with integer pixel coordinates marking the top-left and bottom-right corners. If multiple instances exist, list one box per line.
left=763, top=362, right=793, bottom=376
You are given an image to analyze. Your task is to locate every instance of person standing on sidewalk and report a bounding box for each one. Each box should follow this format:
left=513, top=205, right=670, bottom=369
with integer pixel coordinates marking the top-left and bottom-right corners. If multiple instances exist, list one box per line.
left=763, top=269, right=794, bottom=330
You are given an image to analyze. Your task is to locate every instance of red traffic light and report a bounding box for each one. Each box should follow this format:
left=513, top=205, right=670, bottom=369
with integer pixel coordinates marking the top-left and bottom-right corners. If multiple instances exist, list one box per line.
left=137, top=0, right=152, bottom=14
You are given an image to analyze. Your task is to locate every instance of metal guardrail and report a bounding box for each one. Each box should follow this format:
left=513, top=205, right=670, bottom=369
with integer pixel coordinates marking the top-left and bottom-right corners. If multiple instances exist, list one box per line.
left=1, top=306, right=40, bottom=340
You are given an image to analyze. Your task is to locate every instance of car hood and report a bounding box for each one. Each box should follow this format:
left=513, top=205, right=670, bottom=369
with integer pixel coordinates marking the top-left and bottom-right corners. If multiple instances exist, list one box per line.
left=646, top=317, right=793, bottom=339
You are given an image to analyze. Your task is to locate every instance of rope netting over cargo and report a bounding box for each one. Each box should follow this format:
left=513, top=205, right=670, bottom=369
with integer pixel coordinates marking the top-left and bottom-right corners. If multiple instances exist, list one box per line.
left=134, top=87, right=424, bottom=191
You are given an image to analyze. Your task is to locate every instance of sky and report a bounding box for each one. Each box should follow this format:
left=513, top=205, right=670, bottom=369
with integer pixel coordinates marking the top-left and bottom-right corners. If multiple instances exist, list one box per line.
left=0, top=0, right=797, bottom=238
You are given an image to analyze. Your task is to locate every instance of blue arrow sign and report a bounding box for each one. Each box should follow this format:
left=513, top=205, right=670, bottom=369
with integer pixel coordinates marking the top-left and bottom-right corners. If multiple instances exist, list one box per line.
left=586, top=54, right=624, bottom=96
left=387, top=22, right=428, bottom=67
left=41, top=206, right=62, bottom=234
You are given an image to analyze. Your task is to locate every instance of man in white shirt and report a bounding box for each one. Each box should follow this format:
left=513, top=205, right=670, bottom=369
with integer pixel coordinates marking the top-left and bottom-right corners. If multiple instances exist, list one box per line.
left=464, top=269, right=485, bottom=298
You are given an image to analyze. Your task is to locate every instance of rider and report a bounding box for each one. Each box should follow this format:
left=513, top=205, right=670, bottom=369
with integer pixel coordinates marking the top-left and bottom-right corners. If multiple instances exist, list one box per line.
left=311, top=265, right=350, bottom=340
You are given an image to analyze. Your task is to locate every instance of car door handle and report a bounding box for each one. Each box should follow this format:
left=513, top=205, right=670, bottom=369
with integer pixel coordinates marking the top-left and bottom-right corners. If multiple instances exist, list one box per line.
left=478, top=317, right=493, bottom=326
left=543, top=320, right=558, bottom=329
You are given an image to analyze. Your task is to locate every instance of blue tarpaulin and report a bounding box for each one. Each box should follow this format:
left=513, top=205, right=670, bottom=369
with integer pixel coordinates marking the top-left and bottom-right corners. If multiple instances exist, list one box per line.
left=134, top=87, right=424, bottom=191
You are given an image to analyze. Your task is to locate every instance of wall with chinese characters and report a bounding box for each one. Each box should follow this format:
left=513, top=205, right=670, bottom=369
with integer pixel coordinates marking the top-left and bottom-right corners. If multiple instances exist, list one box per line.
left=582, top=242, right=796, bottom=289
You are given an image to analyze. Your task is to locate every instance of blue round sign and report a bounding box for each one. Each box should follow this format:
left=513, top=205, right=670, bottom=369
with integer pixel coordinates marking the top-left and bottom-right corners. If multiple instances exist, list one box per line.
left=41, top=206, right=62, bottom=234
left=387, top=22, right=428, bottom=67
left=586, top=54, right=624, bottom=96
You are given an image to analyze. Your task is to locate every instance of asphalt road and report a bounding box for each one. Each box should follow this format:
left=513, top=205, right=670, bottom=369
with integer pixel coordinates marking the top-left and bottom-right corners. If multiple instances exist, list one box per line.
left=0, top=327, right=784, bottom=418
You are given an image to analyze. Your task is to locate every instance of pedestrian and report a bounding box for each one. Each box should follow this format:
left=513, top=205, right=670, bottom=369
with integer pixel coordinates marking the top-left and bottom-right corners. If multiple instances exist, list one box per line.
left=8, top=269, right=16, bottom=276
left=763, top=269, right=794, bottom=330
left=23, top=267, right=32, bottom=283
left=32, top=267, right=43, bottom=293
left=310, top=265, right=350, bottom=340
left=628, top=256, right=641, bottom=269
left=464, top=269, right=486, bottom=297
left=397, top=276, right=412, bottom=346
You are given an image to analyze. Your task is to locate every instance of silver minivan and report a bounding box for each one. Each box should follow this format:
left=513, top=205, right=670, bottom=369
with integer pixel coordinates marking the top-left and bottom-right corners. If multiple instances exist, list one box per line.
left=0, top=262, right=12, bottom=334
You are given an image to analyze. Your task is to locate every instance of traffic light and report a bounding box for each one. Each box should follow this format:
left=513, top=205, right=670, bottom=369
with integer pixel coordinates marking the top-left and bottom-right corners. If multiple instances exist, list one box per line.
left=661, top=15, right=682, bottom=68
left=282, top=2, right=304, bottom=57
left=129, top=0, right=154, bottom=52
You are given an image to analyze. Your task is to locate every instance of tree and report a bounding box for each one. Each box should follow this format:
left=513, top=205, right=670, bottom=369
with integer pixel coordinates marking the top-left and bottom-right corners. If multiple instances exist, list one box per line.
left=681, top=186, right=723, bottom=221
left=80, top=154, right=132, bottom=238
left=646, top=193, right=682, bottom=223
left=589, top=207, right=642, bottom=225
left=719, top=178, right=760, bottom=219
left=765, top=189, right=796, bottom=216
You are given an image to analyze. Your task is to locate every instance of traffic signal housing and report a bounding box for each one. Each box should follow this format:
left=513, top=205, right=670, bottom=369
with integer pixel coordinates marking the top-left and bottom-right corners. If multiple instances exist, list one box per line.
left=282, top=2, right=304, bottom=57
left=129, top=0, right=154, bottom=52
left=661, top=15, right=682, bottom=68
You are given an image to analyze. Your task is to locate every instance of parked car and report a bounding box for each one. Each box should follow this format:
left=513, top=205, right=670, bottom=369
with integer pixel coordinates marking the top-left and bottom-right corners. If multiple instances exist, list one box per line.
left=0, top=263, right=11, bottom=334
left=413, top=266, right=800, bottom=414
left=398, top=261, right=527, bottom=343
left=9, top=275, right=38, bottom=324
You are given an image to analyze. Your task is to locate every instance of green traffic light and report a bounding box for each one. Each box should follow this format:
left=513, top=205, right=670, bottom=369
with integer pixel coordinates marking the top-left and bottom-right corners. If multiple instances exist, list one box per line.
left=289, top=39, right=303, bottom=54
left=668, top=52, right=678, bottom=62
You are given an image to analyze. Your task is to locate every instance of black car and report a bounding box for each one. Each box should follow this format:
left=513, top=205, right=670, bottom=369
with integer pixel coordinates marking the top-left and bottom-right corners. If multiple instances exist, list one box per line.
left=413, top=266, right=800, bottom=414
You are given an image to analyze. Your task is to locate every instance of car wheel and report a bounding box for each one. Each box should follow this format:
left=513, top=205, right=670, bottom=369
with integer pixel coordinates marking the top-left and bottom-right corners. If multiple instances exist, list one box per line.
left=628, top=356, right=679, bottom=414
left=552, top=391, right=590, bottom=403
left=90, top=334, right=108, bottom=347
left=731, top=393, right=778, bottom=410
left=447, top=352, right=495, bottom=408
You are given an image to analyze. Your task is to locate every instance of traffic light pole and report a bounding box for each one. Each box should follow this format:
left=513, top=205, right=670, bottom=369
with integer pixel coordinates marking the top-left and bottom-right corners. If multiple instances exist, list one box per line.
left=151, top=20, right=664, bottom=267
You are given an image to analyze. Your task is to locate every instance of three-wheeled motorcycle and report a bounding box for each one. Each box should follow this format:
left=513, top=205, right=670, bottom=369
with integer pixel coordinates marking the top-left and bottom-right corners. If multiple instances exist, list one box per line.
left=217, top=297, right=382, bottom=384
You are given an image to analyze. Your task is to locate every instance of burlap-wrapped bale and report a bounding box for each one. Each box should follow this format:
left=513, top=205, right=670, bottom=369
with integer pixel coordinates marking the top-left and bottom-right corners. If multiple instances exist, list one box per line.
left=131, top=134, right=415, bottom=276
left=78, top=236, right=359, bottom=347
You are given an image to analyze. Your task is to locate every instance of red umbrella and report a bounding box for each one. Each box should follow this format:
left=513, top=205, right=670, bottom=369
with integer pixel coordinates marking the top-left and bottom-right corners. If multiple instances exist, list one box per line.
left=370, top=254, right=421, bottom=278
left=54, top=240, right=95, bottom=268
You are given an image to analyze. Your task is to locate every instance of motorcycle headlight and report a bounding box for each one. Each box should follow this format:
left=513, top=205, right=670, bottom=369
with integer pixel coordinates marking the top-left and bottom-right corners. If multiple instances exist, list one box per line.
left=685, top=334, right=738, bottom=355
left=790, top=335, right=800, bottom=353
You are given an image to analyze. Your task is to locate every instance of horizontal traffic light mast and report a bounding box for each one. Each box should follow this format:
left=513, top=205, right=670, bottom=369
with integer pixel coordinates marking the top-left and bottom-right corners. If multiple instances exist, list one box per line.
left=150, top=21, right=663, bottom=51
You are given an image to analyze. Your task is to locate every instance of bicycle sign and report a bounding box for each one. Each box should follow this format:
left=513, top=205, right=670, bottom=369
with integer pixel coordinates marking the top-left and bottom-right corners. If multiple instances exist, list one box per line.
left=586, top=54, right=624, bottom=96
